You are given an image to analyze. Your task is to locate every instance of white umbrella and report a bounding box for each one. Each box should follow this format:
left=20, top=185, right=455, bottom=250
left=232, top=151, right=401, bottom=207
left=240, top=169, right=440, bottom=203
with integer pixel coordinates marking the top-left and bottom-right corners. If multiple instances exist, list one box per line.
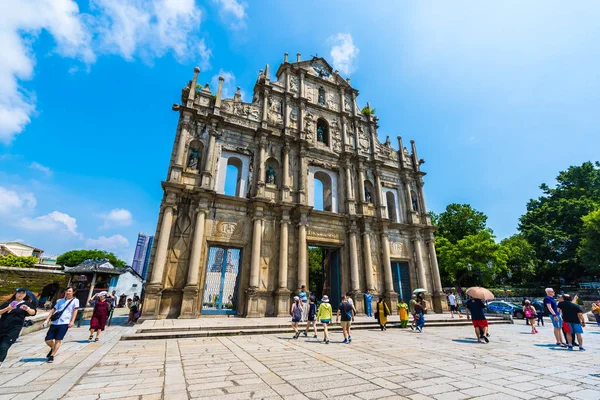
left=413, top=288, right=427, bottom=293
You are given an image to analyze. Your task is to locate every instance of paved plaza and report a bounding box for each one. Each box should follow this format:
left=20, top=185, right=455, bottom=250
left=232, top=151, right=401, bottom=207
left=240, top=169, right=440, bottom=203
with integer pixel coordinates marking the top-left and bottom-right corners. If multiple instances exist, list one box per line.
left=1, top=316, right=599, bottom=400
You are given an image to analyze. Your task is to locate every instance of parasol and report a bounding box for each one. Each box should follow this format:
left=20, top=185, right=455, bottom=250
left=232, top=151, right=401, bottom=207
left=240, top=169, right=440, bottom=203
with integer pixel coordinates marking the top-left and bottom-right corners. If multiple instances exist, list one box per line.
left=413, top=288, right=427, bottom=294
left=465, top=287, right=494, bottom=301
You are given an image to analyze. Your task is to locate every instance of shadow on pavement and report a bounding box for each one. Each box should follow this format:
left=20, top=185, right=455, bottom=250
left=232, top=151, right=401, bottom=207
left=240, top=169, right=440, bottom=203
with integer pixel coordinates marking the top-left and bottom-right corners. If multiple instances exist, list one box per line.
left=452, top=339, right=480, bottom=344
left=534, top=344, right=559, bottom=347
left=20, top=358, right=48, bottom=363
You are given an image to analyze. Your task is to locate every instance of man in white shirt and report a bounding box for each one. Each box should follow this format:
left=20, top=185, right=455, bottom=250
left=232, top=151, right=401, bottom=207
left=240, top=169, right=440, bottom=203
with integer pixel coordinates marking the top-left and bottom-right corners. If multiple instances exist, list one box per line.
left=43, top=287, right=79, bottom=363
left=447, top=291, right=463, bottom=319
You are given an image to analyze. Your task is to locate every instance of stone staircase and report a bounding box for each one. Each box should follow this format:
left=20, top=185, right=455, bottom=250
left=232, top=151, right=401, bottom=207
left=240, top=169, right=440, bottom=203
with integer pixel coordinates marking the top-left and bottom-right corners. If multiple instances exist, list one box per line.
left=121, top=314, right=512, bottom=341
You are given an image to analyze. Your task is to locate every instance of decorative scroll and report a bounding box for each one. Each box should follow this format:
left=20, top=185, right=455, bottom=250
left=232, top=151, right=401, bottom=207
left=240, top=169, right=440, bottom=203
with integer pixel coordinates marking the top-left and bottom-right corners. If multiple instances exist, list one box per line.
left=307, top=228, right=344, bottom=242
left=211, top=221, right=244, bottom=240
left=390, top=241, right=406, bottom=257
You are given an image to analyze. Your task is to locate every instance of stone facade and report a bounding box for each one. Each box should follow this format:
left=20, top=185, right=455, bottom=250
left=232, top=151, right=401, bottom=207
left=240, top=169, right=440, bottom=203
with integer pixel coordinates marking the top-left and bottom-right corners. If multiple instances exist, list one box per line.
left=142, top=54, right=444, bottom=319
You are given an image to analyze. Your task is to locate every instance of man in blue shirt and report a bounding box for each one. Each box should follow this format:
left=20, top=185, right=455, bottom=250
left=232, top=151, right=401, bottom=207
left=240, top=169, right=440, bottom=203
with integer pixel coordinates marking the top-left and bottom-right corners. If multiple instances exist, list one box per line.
left=544, top=288, right=566, bottom=347
left=466, top=298, right=489, bottom=343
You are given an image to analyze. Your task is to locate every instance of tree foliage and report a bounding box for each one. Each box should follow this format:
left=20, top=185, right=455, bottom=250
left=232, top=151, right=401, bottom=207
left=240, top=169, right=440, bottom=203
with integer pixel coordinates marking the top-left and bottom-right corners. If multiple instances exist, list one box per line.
left=435, top=203, right=488, bottom=244
left=0, top=255, right=38, bottom=268
left=578, top=208, right=600, bottom=276
left=57, top=250, right=127, bottom=268
left=519, top=161, right=600, bottom=283
left=498, top=234, right=538, bottom=286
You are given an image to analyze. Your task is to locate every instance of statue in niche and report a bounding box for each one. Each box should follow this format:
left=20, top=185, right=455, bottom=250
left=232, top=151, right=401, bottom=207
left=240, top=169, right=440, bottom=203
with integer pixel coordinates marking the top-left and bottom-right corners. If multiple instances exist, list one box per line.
left=187, top=147, right=200, bottom=171
left=317, top=125, right=325, bottom=143
left=365, top=188, right=372, bottom=204
left=266, top=165, right=276, bottom=185
left=318, top=88, right=326, bottom=105
left=411, top=190, right=419, bottom=212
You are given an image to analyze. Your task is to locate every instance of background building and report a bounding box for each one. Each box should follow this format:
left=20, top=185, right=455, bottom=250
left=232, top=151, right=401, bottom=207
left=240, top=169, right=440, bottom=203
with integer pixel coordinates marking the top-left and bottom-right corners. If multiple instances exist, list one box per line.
left=131, top=233, right=153, bottom=279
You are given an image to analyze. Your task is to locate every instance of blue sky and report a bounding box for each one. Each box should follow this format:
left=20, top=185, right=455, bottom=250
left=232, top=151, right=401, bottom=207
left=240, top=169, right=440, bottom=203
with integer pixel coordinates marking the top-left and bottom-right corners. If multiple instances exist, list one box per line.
left=1, top=1, right=599, bottom=263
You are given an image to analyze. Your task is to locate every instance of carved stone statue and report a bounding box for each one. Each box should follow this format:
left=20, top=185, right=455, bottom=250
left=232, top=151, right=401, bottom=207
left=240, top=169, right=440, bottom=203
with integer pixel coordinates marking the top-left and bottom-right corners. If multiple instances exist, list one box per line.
left=318, top=88, right=326, bottom=105
left=317, top=125, right=325, bottom=143
left=411, top=190, right=419, bottom=212
left=365, top=188, right=372, bottom=203
left=187, top=147, right=200, bottom=170
left=266, top=165, right=276, bottom=185
left=290, top=76, right=299, bottom=93
left=345, top=94, right=352, bottom=112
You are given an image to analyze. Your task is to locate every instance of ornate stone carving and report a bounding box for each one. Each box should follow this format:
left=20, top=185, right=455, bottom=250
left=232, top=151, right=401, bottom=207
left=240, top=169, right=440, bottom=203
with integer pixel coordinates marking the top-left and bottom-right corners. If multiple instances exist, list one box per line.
left=211, top=221, right=245, bottom=240
left=267, top=98, right=283, bottom=126
left=290, top=76, right=299, bottom=93
left=289, top=105, right=298, bottom=128
left=307, top=228, right=344, bottom=242
left=304, top=111, right=315, bottom=141
left=403, top=148, right=413, bottom=169
left=390, top=241, right=405, bottom=257
left=358, top=124, right=370, bottom=152
left=344, top=94, right=352, bottom=112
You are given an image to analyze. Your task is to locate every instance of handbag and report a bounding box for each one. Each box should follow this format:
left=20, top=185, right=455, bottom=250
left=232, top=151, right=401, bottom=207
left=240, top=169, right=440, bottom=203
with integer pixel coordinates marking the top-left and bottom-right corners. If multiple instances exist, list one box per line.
left=50, top=299, right=74, bottom=322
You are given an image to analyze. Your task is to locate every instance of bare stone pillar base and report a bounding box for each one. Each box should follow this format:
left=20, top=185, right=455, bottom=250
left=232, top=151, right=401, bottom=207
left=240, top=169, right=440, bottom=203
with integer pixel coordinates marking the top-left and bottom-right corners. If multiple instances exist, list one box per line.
left=245, top=289, right=265, bottom=318
left=350, top=290, right=364, bottom=314
left=384, top=291, right=398, bottom=316
left=139, top=284, right=162, bottom=321
left=275, top=289, right=291, bottom=317
left=431, top=292, right=444, bottom=314
left=179, top=286, right=199, bottom=319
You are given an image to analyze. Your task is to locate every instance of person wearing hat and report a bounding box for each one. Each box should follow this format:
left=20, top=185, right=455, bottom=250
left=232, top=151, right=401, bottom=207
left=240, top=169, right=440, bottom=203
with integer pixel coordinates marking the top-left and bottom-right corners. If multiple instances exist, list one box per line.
left=88, top=291, right=113, bottom=342
left=316, top=295, right=333, bottom=344
left=0, top=288, right=37, bottom=367
left=291, top=296, right=303, bottom=339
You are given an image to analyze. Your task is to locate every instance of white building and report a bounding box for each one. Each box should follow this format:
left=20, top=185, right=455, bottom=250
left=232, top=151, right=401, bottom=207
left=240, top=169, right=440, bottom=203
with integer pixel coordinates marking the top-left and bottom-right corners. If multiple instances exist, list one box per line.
left=109, top=267, right=144, bottom=301
left=0, top=242, right=44, bottom=258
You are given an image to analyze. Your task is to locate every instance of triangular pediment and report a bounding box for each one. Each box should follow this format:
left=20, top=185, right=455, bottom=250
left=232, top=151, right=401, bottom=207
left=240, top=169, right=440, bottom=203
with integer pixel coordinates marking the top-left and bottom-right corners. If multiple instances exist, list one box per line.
left=276, top=56, right=353, bottom=89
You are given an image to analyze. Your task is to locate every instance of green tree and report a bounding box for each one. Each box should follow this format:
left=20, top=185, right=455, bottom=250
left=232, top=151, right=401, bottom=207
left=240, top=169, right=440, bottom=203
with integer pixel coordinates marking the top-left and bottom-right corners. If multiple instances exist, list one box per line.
left=498, top=234, right=538, bottom=286
left=0, top=255, right=38, bottom=268
left=435, top=203, right=488, bottom=243
left=308, top=247, right=323, bottom=298
left=578, top=208, right=600, bottom=276
left=519, top=161, right=600, bottom=283
left=57, top=249, right=127, bottom=268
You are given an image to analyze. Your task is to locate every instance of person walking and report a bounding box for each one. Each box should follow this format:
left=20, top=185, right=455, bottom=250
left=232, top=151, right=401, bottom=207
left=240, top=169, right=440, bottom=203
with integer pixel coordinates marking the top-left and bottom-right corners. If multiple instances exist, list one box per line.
left=0, top=288, right=37, bottom=368
left=336, top=294, right=354, bottom=344
left=88, top=292, right=112, bottom=342
left=291, top=296, right=303, bottom=339
left=466, top=297, right=489, bottom=343
left=414, top=301, right=425, bottom=333
left=533, top=300, right=544, bottom=327
left=408, top=294, right=417, bottom=330
left=375, top=297, right=391, bottom=331
left=397, top=298, right=409, bottom=328
left=544, top=288, right=566, bottom=347
left=591, top=300, right=600, bottom=327
left=558, top=294, right=586, bottom=351
left=447, top=291, right=463, bottom=319
left=523, top=300, right=538, bottom=334
left=298, top=285, right=309, bottom=322
left=316, top=295, right=332, bottom=344
left=303, top=294, right=318, bottom=338
left=43, top=287, right=79, bottom=363
left=127, top=296, right=140, bottom=325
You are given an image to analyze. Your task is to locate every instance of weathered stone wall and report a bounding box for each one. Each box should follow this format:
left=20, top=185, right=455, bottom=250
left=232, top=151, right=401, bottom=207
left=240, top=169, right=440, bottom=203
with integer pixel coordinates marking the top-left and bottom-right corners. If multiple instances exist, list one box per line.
left=0, top=266, right=69, bottom=302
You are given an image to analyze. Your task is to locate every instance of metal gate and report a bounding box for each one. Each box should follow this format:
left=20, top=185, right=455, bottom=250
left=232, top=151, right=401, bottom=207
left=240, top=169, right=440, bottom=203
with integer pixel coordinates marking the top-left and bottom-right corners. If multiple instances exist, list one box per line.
left=202, top=247, right=241, bottom=315
left=392, top=261, right=412, bottom=302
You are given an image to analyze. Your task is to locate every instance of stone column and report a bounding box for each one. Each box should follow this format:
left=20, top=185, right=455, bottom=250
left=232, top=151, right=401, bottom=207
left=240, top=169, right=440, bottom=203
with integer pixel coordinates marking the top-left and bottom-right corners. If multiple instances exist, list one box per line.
left=381, top=227, right=397, bottom=313
left=413, top=235, right=428, bottom=292
left=362, top=229, right=375, bottom=291
left=348, top=222, right=360, bottom=292
left=374, top=169, right=386, bottom=218
left=297, top=213, right=308, bottom=289
left=180, top=206, right=207, bottom=318
left=345, top=164, right=354, bottom=201
left=298, top=146, right=307, bottom=204
left=175, top=114, right=192, bottom=167
left=276, top=211, right=292, bottom=316
left=281, top=143, right=291, bottom=202
left=257, top=137, right=267, bottom=197
left=427, top=236, right=444, bottom=313
left=215, top=76, right=224, bottom=108
left=249, top=214, right=264, bottom=289
left=201, top=127, right=218, bottom=189
left=142, top=199, right=175, bottom=320
left=262, top=89, right=269, bottom=123
left=417, top=181, right=428, bottom=214
left=358, top=166, right=366, bottom=203
left=299, top=71, right=305, bottom=98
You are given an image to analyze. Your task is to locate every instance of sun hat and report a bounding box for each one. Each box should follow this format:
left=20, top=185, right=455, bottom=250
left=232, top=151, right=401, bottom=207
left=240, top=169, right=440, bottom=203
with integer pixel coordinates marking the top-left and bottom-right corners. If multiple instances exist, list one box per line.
left=293, top=296, right=299, bottom=301
left=15, top=288, right=26, bottom=292
left=411, top=294, right=417, bottom=298
left=321, top=295, right=329, bottom=303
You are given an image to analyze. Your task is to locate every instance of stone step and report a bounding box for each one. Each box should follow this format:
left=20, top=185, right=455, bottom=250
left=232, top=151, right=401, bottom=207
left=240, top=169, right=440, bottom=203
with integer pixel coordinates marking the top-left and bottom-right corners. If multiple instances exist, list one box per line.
left=121, top=319, right=512, bottom=341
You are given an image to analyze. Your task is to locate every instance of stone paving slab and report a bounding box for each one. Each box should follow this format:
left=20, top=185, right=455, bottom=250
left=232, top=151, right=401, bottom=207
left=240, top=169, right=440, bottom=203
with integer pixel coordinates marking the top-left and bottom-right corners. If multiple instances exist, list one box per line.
left=1, top=315, right=600, bottom=399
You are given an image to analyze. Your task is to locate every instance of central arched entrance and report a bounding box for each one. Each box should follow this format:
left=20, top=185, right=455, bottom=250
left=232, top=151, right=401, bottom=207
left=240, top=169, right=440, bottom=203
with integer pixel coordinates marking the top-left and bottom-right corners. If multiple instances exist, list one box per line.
left=308, top=246, right=341, bottom=310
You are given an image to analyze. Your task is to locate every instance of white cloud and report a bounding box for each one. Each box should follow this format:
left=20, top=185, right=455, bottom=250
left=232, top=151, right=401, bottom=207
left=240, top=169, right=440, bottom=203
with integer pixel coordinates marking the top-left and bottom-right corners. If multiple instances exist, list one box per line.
left=100, top=208, right=133, bottom=228
left=211, top=69, right=246, bottom=100
left=0, top=186, right=36, bottom=215
left=328, top=33, right=359, bottom=75
left=85, top=234, right=129, bottom=250
left=19, top=211, right=80, bottom=236
left=0, top=0, right=94, bottom=144
left=29, top=162, right=53, bottom=176
left=212, top=0, right=247, bottom=29
left=0, top=0, right=208, bottom=144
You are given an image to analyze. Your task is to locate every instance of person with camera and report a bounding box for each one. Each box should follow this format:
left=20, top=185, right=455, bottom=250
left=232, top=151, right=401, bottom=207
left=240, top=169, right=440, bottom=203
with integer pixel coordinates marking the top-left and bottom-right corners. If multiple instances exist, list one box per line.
left=0, top=288, right=37, bottom=368
left=43, top=287, right=79, bottom=363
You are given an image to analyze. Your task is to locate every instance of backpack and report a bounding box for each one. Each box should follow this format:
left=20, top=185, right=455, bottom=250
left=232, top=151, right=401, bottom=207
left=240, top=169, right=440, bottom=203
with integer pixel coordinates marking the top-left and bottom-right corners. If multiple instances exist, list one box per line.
left=292, top=304, right=302, bottom=320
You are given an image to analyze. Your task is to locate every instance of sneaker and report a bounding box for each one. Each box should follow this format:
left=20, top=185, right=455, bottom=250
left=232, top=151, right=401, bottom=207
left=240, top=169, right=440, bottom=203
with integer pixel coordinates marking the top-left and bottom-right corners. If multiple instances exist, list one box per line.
left=326, top=340, right=330, bottom=344
left=580, top=347, right=586, bottom=351
left=410, top=324, right=414, bottom=331
left=303, top=332, right=307, bottom=337
left=483, top=336, right=489, bottom=343
left=568, top=345, right=573, bottom=351
left=323, top=338, right=326, bottom=342
left=46, top=350, right=52, bottom=358
left=342, top=339, right=349, bottom=344
left=348, top=336, right=352, bottom=343
left=47, top=356, right=54, bottom=363
left=313, top=335, right=318, bottom=338
left=416, top=327, right=422, bottom=333
left=558, top=343, right=567, bottom=348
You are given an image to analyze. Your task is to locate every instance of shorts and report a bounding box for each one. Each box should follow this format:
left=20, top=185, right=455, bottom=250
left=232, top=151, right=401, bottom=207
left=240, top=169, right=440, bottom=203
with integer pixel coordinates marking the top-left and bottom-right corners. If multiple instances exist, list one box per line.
left=45, top=324, right=69, bottom=341
left=568, top=323, right=583, bottom=334
left=450, top=305, right=458, bottom=312
left=340, top=321, right=351, bottom=329
left=307, top=315, right=316, bottom=322
left=292, top=318, right=300, bottom=323
left=472, top=319, right=488, bottom=329
left=550, top=314, right=563, bottom=328
left=320, top=319, right=331, bottom=324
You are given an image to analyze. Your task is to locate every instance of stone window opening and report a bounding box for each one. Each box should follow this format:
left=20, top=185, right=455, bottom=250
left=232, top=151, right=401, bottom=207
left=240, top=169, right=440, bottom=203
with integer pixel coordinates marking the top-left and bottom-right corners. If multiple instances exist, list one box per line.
left=225, top=157, right=243, bottom=197
left=386, top=191, right=398, bottom=222
left=411, top=190, right=420, bottom=213
left=318, top=87, right=326, bottom=105
left=186, top=140, right=203, bottom=172
left=364, top=180, right=374, bottom=204
left=314, top=171, right=333, bottom=212
left=265, top=157, right=280, bottom=187
left=316, top=118, right=329, bottom=146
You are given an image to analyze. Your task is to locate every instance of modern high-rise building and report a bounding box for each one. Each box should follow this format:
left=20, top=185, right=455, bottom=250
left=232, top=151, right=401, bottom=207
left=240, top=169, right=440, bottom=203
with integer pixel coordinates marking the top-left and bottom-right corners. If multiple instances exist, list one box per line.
left=132, top=233, right=153, bottom=279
